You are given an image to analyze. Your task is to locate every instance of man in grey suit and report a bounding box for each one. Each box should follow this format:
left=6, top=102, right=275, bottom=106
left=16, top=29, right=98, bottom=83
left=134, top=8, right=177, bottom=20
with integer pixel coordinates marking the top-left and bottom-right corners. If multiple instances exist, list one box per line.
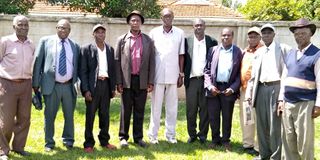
left=79, top=24, right=116, bottom=153
left=184, top=18, right=217, bottom=144
left=32, top=19, right=80, bottom=152
left=245, top=24, right=291, bottom=160
left=115, top=11, right=155, bottom=148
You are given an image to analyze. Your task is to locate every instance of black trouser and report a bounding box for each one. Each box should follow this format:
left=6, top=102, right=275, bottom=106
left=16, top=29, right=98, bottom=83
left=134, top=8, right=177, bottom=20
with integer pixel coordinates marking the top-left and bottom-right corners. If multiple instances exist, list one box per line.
left=84, top=79, right=111, bottom=148
left=207, top=83, right=236, bottom=144
left=185, top=77, right=209, bottom=140
left=119, top=75, right=147, bottom=142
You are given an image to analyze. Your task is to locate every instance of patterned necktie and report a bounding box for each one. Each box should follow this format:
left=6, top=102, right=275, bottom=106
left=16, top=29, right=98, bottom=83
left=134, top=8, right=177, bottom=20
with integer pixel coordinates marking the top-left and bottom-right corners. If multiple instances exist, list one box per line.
left=58, top=39, right=67, bottom=76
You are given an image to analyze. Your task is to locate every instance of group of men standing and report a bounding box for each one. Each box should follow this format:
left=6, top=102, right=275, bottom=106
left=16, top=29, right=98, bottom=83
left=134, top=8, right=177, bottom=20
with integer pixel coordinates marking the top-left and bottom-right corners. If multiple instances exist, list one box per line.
left=0, top=8, right=319, bottom=160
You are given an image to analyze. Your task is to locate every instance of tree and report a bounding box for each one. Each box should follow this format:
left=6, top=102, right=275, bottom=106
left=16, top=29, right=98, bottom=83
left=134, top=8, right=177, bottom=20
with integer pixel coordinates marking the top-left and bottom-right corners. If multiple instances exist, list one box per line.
left=239, top=0, right=301, bottom=20
left=0, top=0, right=35, bottom=14
left=46, top=0, right=161, bottom=18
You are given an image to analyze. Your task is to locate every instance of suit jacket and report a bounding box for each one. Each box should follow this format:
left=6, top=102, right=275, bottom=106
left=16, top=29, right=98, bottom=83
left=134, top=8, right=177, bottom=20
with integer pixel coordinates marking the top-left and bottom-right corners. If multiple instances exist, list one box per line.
left=204, top=44, right=243, bottom=101
left=245, top=42, right=291, bottom=107
left=32, top=35, right=80, bottom=96
left=115, top=32, right=155, bottom=89
left=184, top=35, right=218, bottom=88
left=79, top=43, right=116, bottom=98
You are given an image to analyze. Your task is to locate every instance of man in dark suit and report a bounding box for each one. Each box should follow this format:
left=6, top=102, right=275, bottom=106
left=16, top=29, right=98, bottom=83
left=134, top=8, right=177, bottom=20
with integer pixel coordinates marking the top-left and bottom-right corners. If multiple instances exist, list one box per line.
left=79, top=24, right=116, bottom=153
left=204, top=28, right=242, bottom=151
left=32, top=19, right=80, bottom=152
left=184, top=18, right=217, bottom=144
left=115, top=10, right=155, bottom=148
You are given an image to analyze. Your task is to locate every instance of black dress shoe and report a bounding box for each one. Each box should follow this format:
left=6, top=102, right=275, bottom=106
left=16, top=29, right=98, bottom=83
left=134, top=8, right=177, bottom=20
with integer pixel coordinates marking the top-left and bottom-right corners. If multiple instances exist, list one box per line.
left=12, top=150, right=30, bottom=156
left=243, top=147, right=259, bottom=156
left=187, top=137, right=197, bottom=143
left=63, top=143, right=73, bottom=149
left=135, top=140, right=147, bottom=148
left=199, top=138, right=206, bottom=144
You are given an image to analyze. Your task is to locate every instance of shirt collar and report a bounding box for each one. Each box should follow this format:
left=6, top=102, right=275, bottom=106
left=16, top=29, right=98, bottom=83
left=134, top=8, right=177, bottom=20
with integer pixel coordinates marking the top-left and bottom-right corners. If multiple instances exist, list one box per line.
left=128, top=30, right=142, bottom=38
left=220, top=44, right=233, bottom=52
left=55, top=35, right=69, bottom=44
left=194, top=35, right=205, bottom=43
left=298, top=43, right=312, bottom=52
left=266, top=41, right=275, bottom=50
left=162, top=26, right=173, bottom=34
left=244, top=42, right=264, bottom=53
left=9, top=33, right=31, bottom=43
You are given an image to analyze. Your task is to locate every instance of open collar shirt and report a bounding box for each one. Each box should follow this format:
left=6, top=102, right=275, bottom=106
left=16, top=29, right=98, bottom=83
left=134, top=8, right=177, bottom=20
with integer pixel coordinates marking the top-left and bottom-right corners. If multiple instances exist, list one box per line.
left=190, top=35, right=206, bottom=78
left=0, top=33, right=35, bottom=80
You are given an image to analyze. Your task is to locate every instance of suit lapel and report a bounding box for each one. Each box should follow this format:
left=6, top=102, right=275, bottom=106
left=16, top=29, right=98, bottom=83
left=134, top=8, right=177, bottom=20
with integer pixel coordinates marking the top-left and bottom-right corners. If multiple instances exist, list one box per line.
left=140, top=34, right=147, bottom=69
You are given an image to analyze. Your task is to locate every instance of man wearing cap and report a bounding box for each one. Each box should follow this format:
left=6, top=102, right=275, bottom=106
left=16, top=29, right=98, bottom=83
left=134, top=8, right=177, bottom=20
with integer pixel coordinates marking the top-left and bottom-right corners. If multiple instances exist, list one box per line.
left=115, top=10, right=155, bottom=148
left=148, top=8, right=185, bottom=144
left=32, top=19, right=80, bottom=152
left=239, top=26, right=263, bottom=156
left=79, top=24, right=116, bottom=153
left=278, top=18, right=320, bottom=160
left=245, top=23, right=291, bottom=159
left=184, top=18, right=217, bottom=144
left=0, top=15, right=35, bottom=159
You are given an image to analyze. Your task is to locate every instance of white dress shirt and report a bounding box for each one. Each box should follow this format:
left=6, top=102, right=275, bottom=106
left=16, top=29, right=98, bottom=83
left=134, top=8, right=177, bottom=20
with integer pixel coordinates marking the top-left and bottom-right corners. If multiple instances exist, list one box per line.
left=190, top=35, right=206, bottom=78
left=149, top=26, right=185, bottom=84
left=259, top=41, right=281, bottom=82
left=97, top=44, right=108, bottom=77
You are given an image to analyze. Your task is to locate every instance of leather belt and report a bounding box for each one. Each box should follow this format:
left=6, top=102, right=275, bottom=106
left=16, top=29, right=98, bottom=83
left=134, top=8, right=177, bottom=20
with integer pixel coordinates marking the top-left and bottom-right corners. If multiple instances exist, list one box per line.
left=259, top=81, right=280, bottom=86
left=9, top=79, right=29, bottom=83
left=98, top=76, right=108, bottom=81
left=191, top=76, right=203, bottom=79
left=56, top=79, right=72, bottom=84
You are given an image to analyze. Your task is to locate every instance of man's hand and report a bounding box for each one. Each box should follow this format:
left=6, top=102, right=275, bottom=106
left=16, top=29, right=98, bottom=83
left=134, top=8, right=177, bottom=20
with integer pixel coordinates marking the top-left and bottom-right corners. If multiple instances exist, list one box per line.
left=33, top=87, right=39, bottom=93
left=117, top=84, right=123, bottom=94
left=277, top=101, right=284, bottom=116
left=210, top=86, right=220, bottom=96
left=111, top=91, right=116, bottom=98
left=223, top=88, right=233, bottom=96
left=84, top=91, right=92, bottom=102
left=147, top=84, right=154, bottom=92
left=177, top=76, right=183, bottom=88
left=312, top=106, right=320, bottom=118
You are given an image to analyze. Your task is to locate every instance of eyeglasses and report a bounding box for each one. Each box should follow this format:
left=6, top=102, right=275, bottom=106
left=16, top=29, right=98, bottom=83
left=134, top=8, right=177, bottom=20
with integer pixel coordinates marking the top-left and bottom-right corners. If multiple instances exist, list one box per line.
left=57, top=26, right=70, bottom=30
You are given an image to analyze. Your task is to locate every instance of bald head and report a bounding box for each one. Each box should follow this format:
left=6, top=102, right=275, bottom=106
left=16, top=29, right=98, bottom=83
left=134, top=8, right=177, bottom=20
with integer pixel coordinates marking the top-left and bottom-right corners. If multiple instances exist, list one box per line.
left=56, top=19, right=71, bottom=39
left=193, top=18, right=206, bottom=39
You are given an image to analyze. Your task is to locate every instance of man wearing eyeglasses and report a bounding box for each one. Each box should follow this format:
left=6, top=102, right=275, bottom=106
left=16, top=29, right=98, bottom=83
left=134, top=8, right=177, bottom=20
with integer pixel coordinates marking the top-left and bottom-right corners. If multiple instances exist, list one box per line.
left=32, top=19, right=80, bottom=152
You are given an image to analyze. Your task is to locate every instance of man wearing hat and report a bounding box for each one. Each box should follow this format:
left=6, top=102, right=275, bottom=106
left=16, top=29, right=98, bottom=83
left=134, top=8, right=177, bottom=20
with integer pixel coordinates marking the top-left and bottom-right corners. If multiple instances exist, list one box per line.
left=239, top=26, right=263, bottom=156
left=79, top=24, right=116, bottom=153
left=278, top=18, right=320, bottom=159
left=148, top=8, right=185, bottom=144
left=245, top=23, right=291, bottom=159
left=115, top=10, right=155, bottom=148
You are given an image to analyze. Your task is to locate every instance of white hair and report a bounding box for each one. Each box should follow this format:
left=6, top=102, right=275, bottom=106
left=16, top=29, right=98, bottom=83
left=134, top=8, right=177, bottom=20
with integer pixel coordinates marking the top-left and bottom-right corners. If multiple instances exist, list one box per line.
left=13, top=15, right=28, bottom=26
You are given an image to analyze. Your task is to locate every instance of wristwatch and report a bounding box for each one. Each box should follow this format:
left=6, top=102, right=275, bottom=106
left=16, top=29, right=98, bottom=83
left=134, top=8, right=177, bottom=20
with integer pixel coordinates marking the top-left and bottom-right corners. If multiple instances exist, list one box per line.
left=179, top=72, right=185, bottom=77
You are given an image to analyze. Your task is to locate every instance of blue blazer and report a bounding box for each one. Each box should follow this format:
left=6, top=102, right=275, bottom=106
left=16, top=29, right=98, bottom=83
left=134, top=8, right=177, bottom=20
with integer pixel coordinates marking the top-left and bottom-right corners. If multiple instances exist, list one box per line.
left=32, top=35, right=80, bottom=96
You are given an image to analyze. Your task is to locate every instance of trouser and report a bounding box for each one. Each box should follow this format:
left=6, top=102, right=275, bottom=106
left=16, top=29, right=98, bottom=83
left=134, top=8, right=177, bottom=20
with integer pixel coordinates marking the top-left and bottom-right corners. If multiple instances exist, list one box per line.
left=239, top=89, right=258, bottom=150
left=148, top=83, right=178, bottom=140
left=185, top=77, right=209, bottom=140
left=281, top=101, right=314, bottom=160
left=84, top=79, right=111, bottom=148
left=255, top=83, right=281, bottom=160
left=44, top=82, right=76, bottom=148
left=207, top=82, right=236, bottom=144
left=119, top=75, right=147, bottom=142
left=0, top=78, right=32, bottom=155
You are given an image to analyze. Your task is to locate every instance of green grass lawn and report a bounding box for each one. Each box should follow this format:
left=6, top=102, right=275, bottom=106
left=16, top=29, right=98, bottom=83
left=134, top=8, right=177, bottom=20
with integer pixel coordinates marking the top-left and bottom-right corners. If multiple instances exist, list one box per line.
left=11, top=97, right=320, bottom=160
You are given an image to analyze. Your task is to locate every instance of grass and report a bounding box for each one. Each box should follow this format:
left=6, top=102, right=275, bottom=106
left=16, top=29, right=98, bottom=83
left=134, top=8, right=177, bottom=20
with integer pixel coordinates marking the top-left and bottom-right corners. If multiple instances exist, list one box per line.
left=9, top=97, right=320, bottom=160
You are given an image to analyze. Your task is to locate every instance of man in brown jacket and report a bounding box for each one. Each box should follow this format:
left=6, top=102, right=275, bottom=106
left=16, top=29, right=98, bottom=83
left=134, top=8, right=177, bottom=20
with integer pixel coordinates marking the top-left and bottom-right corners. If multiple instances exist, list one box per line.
left=115, top=10, right=155, bottom=148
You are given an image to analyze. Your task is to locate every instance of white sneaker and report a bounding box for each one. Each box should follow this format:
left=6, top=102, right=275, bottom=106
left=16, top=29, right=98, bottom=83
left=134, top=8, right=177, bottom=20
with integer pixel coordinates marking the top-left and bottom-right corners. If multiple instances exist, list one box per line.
left=0, top=155, right=8, bottom=160
left=120, top=139, right=128, bottom=148
left=167, top=138, right=177, bottom=144
left=149, top=137, right=159, bottom=144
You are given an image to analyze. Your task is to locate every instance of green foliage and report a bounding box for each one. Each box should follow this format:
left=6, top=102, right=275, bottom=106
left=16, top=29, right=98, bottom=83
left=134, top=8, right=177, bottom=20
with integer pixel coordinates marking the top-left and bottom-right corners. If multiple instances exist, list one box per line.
left=47, top=0, right=161, bottom=18
left=239, top=0, right=320, bottom=21
left=0, top=0, right=35, bottom=14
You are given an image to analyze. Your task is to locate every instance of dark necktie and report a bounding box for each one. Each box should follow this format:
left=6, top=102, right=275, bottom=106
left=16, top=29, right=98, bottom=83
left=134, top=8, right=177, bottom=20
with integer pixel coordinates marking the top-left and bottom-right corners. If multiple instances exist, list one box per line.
left=58, top=39, right=67, bottom=76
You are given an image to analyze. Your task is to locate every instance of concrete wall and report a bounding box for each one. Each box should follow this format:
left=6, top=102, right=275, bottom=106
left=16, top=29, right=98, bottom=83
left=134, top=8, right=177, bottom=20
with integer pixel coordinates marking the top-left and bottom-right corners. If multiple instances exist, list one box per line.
left=1, top=15, right=320, bottom=49
left=1, top=15, right=320, bottom=98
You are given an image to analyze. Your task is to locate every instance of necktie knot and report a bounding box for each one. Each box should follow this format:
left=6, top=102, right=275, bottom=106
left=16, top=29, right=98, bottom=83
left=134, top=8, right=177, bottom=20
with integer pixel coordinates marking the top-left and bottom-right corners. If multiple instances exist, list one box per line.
left=61, top=39, right=65, bottom=43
